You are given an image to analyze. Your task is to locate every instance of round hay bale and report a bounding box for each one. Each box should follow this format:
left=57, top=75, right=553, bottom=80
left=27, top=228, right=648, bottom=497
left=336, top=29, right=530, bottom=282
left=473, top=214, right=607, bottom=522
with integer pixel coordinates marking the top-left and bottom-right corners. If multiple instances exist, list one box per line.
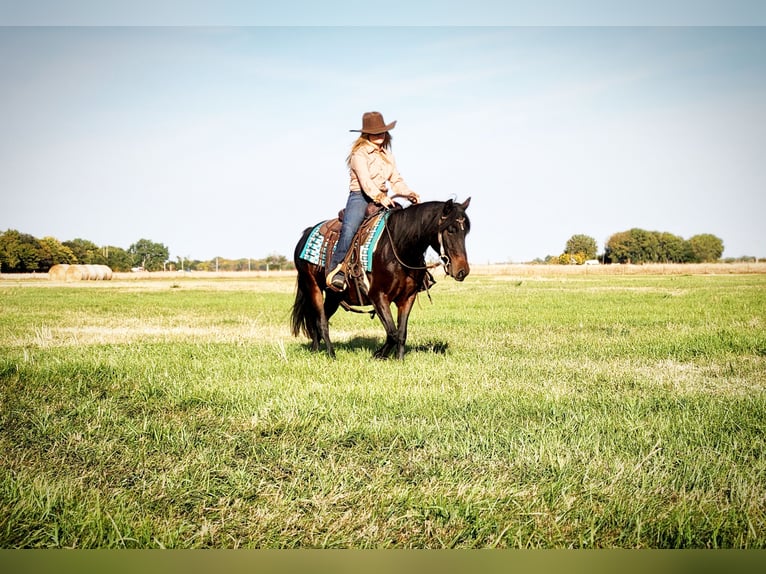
left=94, top=265, right=109, bottom=280
left=64, top=265, right=82, bottom=281
left=49, top=264, right=70, bottom=281
left=65, top=265, right=86, bottom=281
left=61, top=264, right=114, bottom=281
left=92, top=264, right=113, bottom=280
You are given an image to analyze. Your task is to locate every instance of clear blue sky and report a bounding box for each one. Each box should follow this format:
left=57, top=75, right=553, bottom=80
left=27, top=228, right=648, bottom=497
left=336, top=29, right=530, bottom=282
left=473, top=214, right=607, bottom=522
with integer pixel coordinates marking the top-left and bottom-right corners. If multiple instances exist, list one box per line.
left=1, top=3, right=765, bottom=263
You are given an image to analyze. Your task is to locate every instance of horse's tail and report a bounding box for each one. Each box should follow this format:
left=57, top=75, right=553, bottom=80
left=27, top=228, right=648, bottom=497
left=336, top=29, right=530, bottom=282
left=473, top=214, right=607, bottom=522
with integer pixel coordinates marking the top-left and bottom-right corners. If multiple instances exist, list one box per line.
left=291, top=228, right=319, bottom=340
left=291, top=274, right=317, bottom=339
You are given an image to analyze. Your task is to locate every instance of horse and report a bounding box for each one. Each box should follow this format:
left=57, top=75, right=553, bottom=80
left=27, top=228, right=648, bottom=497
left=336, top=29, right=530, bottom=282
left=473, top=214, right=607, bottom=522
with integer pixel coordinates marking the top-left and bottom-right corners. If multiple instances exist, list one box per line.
left=291, top=198, right=471, bottom=359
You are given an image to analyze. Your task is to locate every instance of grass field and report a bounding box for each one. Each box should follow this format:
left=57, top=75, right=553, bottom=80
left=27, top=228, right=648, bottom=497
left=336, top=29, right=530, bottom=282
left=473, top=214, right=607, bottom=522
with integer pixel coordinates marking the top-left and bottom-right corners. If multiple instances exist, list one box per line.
left=1, top=267, right=765, bottom=548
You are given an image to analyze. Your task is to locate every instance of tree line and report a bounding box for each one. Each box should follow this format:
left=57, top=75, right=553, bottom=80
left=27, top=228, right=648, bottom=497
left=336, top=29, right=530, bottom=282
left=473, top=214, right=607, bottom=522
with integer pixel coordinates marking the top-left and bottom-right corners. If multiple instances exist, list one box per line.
left=539, top=229, right=732, bottom=265
left=0, top=227, right=750, bottom=273
left=0, top=229, right=294, bottom=273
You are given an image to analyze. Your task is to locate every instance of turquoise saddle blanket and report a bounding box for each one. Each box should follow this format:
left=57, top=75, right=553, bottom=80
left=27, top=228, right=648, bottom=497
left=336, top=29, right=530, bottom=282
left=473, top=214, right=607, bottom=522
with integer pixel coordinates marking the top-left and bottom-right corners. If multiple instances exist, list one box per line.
left=299, top=212, right=389, bottom=272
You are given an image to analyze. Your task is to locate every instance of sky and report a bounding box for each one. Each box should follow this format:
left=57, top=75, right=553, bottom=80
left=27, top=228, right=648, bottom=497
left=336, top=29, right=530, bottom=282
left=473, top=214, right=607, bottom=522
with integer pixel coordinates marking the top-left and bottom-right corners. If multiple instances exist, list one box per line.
left=1, top=3, right=765, bottom=264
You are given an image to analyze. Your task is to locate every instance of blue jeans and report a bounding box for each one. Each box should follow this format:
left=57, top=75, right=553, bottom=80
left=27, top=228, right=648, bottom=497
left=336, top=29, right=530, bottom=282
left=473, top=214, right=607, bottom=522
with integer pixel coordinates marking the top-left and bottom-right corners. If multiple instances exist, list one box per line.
left=329, top=191, right=369, bottom=271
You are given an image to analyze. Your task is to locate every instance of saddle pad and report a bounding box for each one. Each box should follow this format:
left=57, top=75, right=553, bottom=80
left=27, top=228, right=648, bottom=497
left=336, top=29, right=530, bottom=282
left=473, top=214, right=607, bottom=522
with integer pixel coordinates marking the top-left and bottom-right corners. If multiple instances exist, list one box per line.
left=299, top=220, right=337, bottom=269
left=299, top=212, right=389, bottom=272
left=359, top=212, right=389, bottom=272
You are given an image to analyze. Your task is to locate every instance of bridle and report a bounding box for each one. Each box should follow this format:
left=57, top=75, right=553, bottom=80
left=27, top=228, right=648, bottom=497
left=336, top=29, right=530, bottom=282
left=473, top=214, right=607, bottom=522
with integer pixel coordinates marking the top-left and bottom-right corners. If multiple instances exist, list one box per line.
left=384, top=210, right=466, bottom=275
left=436, top=214, right=467, bottom=274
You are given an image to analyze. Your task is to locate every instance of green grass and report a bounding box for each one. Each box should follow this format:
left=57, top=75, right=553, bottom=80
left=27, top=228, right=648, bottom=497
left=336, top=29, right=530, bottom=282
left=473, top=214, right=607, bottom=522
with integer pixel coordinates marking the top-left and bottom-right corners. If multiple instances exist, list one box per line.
left=1, top=273, right=765, bottom=548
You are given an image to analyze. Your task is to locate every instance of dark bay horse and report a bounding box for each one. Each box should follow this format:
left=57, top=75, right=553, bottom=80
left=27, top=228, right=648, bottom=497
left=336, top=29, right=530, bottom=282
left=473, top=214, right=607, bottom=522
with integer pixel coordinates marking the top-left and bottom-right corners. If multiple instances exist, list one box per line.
left=291, top=198, right=471, bottom=359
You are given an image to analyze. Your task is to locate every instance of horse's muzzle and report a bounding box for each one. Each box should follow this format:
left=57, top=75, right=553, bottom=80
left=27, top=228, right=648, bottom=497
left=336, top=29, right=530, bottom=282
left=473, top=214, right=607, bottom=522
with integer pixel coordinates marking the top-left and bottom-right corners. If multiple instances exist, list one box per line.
left=452, top=263, right=469, bottom=282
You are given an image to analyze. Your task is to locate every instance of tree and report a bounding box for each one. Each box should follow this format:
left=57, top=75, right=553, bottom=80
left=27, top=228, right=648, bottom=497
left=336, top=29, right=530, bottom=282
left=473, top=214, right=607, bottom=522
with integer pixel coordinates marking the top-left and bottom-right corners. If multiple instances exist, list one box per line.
left=657, top=232, right=692, bottom=263
left=0, top=229, right=42, bottom=272
left=103, top=245, right=133, bottom=272
left=688, top=234, right=724, bottom=262
left=605, top=228, right=662, bottom=264
left=605, top=228, right=726, bottom=264
left=263, top=253, right=290, bottom=271
left=128, top=239, right=169, bottom=271
left=604, top=230, right=633, bottom=264
left=564, top=234, right=597, bottom=261
left=38, top=236, right=77, bottom=269
left=634, top=228, right=661, bottom=263
left=63, top=238, right=107, bottom=265
left=557, top=252, right=585, bottom=265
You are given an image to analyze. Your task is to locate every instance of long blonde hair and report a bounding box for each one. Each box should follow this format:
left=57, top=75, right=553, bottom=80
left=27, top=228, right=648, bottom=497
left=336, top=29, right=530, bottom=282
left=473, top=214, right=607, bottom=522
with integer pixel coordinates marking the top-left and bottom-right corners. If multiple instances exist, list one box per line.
left=346, top=132, right=393, bottom=167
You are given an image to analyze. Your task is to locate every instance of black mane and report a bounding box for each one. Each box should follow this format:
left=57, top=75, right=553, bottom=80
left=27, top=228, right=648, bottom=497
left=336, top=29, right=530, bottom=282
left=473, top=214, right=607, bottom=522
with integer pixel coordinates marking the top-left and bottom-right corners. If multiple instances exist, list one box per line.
left=386, top=200, right=470, bottom=256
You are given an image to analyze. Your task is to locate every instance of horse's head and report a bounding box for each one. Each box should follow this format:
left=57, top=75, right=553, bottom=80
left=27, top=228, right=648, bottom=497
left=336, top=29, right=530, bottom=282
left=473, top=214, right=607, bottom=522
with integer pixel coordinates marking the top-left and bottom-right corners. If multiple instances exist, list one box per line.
left=435, top=197, right=471, bottom=281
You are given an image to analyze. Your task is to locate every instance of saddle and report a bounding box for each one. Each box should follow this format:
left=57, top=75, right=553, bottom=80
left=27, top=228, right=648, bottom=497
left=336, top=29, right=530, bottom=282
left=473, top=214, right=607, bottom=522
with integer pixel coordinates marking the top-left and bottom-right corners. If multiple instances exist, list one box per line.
left=338, top=201, right=385, bottom=223
left=322, top=205, right=390, bottom=303
left=300, top=201, right=434, bottom=311
left=312, top=204, right=386, bottom=269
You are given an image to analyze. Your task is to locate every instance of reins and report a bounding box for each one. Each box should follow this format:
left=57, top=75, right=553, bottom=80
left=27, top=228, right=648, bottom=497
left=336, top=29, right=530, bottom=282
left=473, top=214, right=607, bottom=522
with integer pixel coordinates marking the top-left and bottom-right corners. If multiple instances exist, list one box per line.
left=383, top=209, right=464, bottom=275
left=383, top=214, right=443, bottom=271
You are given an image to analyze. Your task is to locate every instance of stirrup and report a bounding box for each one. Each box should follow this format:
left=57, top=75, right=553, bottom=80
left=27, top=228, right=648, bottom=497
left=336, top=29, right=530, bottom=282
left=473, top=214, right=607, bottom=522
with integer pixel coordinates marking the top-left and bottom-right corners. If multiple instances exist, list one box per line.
left=330, top=271, right=346, bottom=291
left=326, top=264, right=345, bottom=291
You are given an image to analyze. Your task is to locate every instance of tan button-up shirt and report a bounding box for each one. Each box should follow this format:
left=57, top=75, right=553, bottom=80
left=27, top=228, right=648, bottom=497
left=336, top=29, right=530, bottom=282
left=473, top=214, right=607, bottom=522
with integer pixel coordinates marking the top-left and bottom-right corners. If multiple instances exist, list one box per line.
left=349, top=139, right=411, bottom=200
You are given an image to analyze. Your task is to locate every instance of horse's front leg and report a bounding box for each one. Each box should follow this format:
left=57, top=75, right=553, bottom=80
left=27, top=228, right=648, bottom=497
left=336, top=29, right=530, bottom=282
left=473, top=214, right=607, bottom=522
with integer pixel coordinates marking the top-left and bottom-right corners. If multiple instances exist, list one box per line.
left=370, top=293, right=398, bottom=359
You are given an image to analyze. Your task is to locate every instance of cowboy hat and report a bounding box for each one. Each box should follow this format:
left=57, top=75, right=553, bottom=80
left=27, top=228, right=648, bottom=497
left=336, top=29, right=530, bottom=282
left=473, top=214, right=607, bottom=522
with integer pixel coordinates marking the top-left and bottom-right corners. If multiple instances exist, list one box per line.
left=350, top=111, right=397, bottom=134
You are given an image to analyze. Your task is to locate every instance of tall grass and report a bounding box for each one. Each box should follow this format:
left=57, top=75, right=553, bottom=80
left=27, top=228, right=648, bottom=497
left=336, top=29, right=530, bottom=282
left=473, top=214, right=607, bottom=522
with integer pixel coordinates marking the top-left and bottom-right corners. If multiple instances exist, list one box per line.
left=1, top=273, right=764, bottom=547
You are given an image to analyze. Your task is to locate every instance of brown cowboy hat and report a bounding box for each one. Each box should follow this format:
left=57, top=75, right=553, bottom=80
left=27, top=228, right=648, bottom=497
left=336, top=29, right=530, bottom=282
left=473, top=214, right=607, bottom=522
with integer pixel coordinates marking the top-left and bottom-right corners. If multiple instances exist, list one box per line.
left=350, top=111, right=397, bottom=134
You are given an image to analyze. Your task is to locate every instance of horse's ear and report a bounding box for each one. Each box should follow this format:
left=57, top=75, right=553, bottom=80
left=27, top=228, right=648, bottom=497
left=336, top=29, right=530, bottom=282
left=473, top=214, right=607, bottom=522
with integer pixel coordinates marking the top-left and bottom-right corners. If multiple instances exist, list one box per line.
left=442, top=199, right=455, bottom=215
left=461, top=197, right=471, bottom=210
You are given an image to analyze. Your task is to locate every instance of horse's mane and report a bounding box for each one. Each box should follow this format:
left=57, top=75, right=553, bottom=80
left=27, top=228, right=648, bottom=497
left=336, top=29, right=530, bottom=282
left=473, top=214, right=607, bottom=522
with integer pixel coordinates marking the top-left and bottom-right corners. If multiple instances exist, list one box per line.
left=386, top=200, right=470, bottom=255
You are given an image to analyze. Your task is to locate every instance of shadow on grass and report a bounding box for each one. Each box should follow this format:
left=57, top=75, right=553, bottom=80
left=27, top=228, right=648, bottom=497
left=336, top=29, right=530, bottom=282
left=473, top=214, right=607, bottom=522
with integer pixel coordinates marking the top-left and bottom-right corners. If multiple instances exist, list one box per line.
left=294, top=337, right=450, bottom=356
left=340, top=337, right=450, bottom=356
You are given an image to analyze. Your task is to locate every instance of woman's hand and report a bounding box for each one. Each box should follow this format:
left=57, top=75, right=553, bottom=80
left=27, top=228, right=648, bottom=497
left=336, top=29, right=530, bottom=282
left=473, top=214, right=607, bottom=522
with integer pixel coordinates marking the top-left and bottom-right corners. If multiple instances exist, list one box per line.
left=391, top=191, right=420, bottom=204
left=375, top=192, right=395, bottom=209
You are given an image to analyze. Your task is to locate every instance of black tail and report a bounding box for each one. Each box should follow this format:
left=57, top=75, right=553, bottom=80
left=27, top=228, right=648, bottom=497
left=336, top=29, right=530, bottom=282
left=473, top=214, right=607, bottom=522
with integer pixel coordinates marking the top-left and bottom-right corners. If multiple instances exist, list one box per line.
left=291, top=228, right=319, bottom=340
left=291, top=273, right=318, bottom=339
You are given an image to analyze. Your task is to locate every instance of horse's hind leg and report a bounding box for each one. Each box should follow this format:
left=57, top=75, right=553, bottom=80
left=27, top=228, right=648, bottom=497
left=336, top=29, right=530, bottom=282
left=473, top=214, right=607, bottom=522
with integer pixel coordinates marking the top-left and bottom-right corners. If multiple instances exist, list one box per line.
left=310, top=288, right=335, bottom=358
left=323, top=292, right=341, bottom=322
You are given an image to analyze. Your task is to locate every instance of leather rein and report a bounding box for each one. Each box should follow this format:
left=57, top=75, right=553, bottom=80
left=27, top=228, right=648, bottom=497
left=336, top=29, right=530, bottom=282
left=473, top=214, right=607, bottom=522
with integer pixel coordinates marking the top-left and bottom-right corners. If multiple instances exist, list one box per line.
left=383, top=210, right=466, bottom=275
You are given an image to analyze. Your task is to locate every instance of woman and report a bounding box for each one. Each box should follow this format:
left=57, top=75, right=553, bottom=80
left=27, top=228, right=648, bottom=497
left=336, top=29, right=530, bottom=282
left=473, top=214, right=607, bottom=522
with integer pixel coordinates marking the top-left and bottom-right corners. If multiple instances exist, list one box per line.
left=327, top=111, right=420, bottom=290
